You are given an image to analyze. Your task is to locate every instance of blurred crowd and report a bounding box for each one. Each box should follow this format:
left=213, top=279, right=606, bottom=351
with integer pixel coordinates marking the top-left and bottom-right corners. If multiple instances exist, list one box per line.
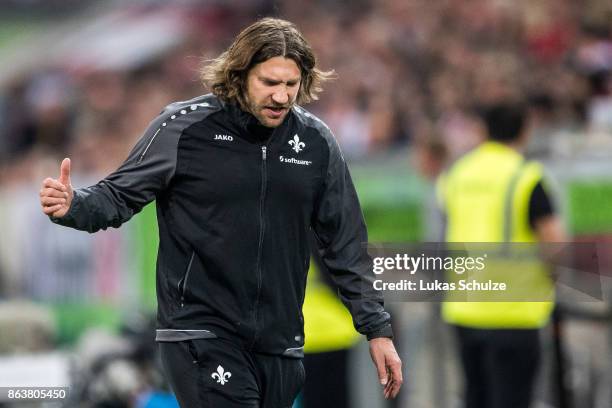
left=0, top=3, right=611, bottom=406
left=1, top=0, right=612, bottom=183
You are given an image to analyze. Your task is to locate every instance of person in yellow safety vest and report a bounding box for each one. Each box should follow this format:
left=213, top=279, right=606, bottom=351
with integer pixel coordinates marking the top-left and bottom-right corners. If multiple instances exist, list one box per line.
left=436, top=103, right=566, bottom=408
left=301, top=247, right=360, bottom=408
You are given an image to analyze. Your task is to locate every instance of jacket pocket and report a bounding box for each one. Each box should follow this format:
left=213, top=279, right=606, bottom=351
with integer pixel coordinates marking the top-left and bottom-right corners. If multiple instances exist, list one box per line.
left=178, top=251, right=196, bottom=306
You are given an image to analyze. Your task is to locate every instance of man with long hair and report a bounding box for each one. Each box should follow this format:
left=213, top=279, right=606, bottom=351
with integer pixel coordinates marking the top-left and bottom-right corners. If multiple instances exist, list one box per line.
left=40, top=18, right=402, bottom=407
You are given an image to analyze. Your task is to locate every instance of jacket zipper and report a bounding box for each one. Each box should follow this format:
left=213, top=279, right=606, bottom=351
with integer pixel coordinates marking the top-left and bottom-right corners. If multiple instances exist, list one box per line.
left=178, top=251, right=196, bottom=307
left=251, top=145, right=267, bottom=347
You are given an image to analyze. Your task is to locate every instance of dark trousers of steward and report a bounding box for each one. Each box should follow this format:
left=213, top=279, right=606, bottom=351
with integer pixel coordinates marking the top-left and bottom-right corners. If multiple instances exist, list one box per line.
left=159, top=337, right=305, bottom=407
left=454, top=326, right=541, bottom=408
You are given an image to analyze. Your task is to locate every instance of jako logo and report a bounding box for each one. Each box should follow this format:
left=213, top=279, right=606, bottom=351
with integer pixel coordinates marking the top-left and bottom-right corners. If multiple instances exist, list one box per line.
left=214, top=134, right=233, bottom=141
left=280, top=156, right=312, bottom=166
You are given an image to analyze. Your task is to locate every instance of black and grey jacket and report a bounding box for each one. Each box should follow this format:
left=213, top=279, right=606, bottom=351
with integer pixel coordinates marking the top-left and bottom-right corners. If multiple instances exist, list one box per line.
left=52, top=94, right=392, bottom=357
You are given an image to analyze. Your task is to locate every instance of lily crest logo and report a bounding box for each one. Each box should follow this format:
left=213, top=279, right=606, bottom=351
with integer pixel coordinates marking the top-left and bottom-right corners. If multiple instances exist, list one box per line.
left=289, top=134, right=305, bottom=153
left=211, top=365, right=232, bottom=385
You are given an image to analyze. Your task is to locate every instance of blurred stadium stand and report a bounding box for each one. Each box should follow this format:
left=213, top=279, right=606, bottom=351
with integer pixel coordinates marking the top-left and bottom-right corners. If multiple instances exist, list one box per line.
left=1, top=1, right=612, bottom=407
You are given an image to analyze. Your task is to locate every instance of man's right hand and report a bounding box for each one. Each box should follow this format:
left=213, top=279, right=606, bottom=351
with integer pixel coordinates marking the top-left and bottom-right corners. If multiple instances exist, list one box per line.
left=40, top=158, right=73, bottom=218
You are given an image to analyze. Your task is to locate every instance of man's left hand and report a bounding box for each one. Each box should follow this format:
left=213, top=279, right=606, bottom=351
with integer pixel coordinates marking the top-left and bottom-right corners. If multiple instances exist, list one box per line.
left=369, top=337, right=403, bottom=399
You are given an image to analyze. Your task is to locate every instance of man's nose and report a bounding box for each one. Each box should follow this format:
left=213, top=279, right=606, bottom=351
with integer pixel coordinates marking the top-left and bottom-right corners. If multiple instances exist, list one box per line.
left=272, top=88, right=289, bottom=105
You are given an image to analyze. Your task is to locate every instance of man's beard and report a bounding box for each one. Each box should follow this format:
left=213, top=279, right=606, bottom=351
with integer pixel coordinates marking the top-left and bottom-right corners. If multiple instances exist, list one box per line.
left=249, top=101, right=293, bottom=127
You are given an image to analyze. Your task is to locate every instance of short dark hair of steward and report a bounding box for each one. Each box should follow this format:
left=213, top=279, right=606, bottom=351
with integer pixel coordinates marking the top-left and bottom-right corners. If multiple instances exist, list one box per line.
left=200, top=17, right=335, bottom=110
left=481, top=103, right=527, bottom=142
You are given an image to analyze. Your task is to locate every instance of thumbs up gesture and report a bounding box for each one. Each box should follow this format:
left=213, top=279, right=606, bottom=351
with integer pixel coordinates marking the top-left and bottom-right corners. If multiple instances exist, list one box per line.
left=40, top=158, right=74, bottom=218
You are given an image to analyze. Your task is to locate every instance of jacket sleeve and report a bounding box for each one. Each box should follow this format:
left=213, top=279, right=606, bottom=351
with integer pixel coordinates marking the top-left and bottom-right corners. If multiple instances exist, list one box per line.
left=51, top=113, right=179, bottom=233
left=312, top=132, right=393, bottom=340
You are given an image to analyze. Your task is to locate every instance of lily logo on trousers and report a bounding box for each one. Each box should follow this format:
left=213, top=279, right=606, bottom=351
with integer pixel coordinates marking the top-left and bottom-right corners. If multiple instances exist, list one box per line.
left=212, top=365, right=232, bottom=385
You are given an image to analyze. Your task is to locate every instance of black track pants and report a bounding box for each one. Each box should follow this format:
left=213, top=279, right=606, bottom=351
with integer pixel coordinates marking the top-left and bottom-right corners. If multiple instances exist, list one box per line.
left=159, top=338, right=305, bottom=408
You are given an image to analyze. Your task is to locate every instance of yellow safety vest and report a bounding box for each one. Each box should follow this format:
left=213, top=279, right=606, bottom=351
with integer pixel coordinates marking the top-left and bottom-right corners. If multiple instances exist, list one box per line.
left=437, top=141, right=554, bottom=329
left=303, top=265, right=360, bottom=353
